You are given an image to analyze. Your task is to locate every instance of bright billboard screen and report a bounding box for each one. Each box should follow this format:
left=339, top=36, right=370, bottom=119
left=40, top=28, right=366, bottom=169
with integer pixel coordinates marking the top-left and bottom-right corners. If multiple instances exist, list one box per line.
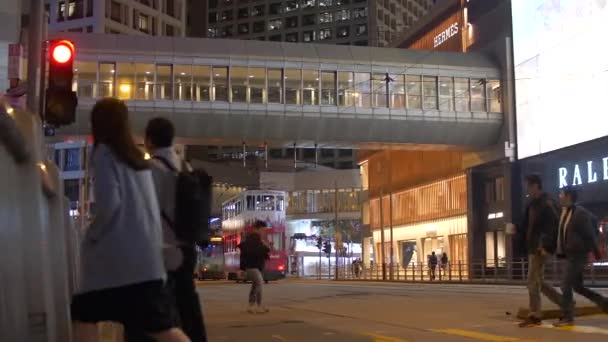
left=512, top=0, right=608, bottom=159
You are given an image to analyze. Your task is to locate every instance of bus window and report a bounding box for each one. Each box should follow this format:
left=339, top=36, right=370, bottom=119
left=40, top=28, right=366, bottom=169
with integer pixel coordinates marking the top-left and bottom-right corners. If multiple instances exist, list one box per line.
left=263, top=195, right=275, bottom=211
left=247, top=195, right=255, bottom=210
left=268, top=232, right=284, bottom=251
left=276, top=196, right=285, bottom=211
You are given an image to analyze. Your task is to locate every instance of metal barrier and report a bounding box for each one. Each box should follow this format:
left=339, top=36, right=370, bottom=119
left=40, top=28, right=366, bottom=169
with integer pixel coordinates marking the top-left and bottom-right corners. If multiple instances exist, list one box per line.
left=334, top=258, right=608, bottom=286
left=0, top=103, right=78, bottom=341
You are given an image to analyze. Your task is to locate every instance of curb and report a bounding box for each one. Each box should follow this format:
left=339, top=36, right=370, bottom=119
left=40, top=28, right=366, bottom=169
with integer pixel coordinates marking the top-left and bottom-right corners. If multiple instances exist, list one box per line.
left=516, top=306, right=603, bottom=320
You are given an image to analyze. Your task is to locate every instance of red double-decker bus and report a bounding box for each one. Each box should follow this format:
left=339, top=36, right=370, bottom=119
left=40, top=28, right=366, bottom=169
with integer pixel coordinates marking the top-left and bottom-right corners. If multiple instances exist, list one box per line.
left=222, top=190, right=287, bottom=282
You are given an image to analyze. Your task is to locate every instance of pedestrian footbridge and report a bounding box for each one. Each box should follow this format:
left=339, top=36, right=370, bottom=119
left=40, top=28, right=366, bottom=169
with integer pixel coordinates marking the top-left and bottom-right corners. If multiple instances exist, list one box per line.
left=54, top=33, right=503, bottom=149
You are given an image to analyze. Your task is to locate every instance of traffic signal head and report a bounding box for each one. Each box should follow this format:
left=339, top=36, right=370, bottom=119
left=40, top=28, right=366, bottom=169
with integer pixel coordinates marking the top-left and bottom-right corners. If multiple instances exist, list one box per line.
left=46, top=39, right=77, bottom=126
left=316, top=237, right=322, bottom=250
left=323, top=241, right=331, bottom=255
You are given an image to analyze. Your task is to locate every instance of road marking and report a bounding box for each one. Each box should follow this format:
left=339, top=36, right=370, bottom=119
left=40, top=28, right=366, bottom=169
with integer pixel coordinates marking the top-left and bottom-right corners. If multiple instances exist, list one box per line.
left=540, top=323, right=608, bottom=335
left=362, top=332, right=407, bottom=342
left=431, top=329, right=534, bottom=342
left=271, top=335, right=288, bottom=341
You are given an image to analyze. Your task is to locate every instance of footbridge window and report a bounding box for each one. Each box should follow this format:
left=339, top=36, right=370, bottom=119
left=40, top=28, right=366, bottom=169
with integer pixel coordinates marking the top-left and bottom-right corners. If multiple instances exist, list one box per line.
left=73, top=60, right=502, bottom=113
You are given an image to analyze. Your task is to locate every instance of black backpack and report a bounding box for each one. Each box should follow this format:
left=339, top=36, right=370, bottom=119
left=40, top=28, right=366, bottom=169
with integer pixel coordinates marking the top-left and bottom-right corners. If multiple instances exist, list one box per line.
left=154, top=156, right=212, bottom=244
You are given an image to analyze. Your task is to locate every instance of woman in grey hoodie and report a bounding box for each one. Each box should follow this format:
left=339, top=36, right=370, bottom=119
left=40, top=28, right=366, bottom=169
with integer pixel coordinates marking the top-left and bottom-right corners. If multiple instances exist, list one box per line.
left=70, top=98, right=189, bottom=342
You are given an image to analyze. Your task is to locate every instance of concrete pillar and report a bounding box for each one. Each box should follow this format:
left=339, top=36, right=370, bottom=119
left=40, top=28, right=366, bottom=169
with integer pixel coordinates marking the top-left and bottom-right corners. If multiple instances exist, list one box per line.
left=362, top=237, right=371, bottom=267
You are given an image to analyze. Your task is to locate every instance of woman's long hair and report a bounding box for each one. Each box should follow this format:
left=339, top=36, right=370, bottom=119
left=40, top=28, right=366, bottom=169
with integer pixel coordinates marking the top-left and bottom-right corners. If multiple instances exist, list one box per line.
left=91, top=98, right=148, bottom=171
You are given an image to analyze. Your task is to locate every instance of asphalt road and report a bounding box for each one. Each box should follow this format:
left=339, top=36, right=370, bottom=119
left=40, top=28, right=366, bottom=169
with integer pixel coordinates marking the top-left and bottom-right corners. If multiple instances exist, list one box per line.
left=198, top=279, right=608, bottom=342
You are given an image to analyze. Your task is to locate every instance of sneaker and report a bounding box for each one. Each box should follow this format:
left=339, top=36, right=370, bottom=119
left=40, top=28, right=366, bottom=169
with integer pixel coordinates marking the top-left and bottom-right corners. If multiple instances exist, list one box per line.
left=553, top=317, right=574, bottom=327
left=247, top=304, right=256, bottom=314
left=518, top=316, right=542, bottom=328
left=256, top=306, right=270, bottom=314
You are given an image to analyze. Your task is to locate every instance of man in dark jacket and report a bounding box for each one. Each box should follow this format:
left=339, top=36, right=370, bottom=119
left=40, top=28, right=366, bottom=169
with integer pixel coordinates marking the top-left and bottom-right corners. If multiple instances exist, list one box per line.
left=553, top=187, right=607, bottom=326
left=519, top=175, right=562, bottom=327
left=238, top=220, right=271, bottom=313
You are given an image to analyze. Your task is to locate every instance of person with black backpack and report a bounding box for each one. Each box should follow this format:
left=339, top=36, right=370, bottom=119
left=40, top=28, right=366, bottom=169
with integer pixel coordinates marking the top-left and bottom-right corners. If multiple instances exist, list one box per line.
left=131, top=117, right=209, bottom=341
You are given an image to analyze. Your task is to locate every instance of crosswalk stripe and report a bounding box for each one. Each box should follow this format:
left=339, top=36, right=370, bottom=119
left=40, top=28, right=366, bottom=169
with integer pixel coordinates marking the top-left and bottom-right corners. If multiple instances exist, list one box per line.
left=431, top=329, right=534, bottom=342
left=362, top=332, right=407, bottom=342
left=540, top=323, right=608, bottom=335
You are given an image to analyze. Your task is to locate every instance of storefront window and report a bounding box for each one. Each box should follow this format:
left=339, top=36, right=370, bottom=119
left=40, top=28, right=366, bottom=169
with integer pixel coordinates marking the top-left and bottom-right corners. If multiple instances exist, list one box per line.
left=285, top=69, right=301, bottom=105
left=486, top=231, right=506, bottom=267
left=406, top=75, right=421, bottom=109
left=423, top=76, right=437, bottom=110
left=448, top=234, right=467, bottom=263
left=338, top=71, right=355, bottom=106
left=438, top=77, right=454, bottom=111
left=193, top=65, right=210, bottom=101
left=321, top=71, right=336, bottom=105
left=302, top=70, right=319, bottom=105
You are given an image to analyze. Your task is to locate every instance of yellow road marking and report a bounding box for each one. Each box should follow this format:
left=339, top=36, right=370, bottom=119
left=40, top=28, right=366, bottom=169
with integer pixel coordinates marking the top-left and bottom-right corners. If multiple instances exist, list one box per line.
left=431, top=329, right=534, bottom=342
left=362, top=332, right=407, bottom=342
left=271, top=334, right=288, bottom=341
left=541, top=323, right=608, bottom=335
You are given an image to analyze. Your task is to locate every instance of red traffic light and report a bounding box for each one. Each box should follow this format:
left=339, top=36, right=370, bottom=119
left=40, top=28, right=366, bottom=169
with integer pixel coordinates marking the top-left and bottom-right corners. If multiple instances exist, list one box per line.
left=51, top=40, right=74, bottom=64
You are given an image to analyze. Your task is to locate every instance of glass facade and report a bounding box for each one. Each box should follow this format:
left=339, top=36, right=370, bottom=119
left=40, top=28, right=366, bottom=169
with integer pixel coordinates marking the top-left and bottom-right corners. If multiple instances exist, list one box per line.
left=72, top=60, right=502, bottom=112
left=287, top=188, right=361, bottom=215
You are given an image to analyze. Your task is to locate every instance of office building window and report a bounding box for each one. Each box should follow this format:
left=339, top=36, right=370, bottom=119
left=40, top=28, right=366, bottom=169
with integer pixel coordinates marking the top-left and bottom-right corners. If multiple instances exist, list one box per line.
left=319, top=12, right=332, bottom=23
left=209, top=12, right=217, bottom=23
left=454, top=78, right=469, bottom=112
left=165, top=0, right=176, bottom=18
left=372, top=73, right=387, bottom=107
left=471, top=79, right=486, bottom=112
left=155, top=64, right=173, bottom=100
left=487, top=80, right=502, bottom=113
left=99, top=62, right=115, bottom=97
left=303, top=30, right=316, bottom=42
left=406, top=75, right=421, bottom=109
left=208, top=27, right=218, bottom=37
left=221, top=10, right=233, bottom=20
left=302, top=70, right=319, bottom=105
left=335, top=9, right=350, bottom=21
left=335, top=0, right=349, bottom=5
left=338, top=71, right=355, bottom=106
left=337, top=26, right=349, bottom=38
left=137, top=13, right=150, bottom=33
left=319, top=0, right=333, bottom=6
left=353, top=7, right=366, bottom=19
left=110, top=1, right=122, bottom=22
left=439, top=77, right=454, bottom=111
left=253, top=21, right=265, bottom=32
left=302, top=0, right=316, bottom=8
left=285, top=69, right=301, bottom=105
left=321, top=71, right=336, bottom=105
left=133, top=64, right=154, bottom=100
left=270, top=3, right=282, bottom=14
left=354, top=72, right=371, bottom=107
left=269, top=18, right=282, bottom=30
left=285, top=0, right=298, bottom=12
left=249, top=67, right=266, bottom=104
left=286, top=16, right=298, bottom=28
left=389, top=74, right=405, bottom=109
left=269, top=34, right=282, bottom=41
left=238, top=23, right=249, bottom=34
left=268, top=69, right=283, bottom=104
left=286, top=32, right=298, bottom=42
left=354, top=40, right=367, bottom=46
left=193, top=65, right=211, bottom=101
left=303, top=14, right=316, bottom=25
left=319, top=28, right=332, bottom=40
left=238, top=7, right=249, bottom=18
left=212, top=66, right=228, bottom=102
left=221, top=25, right=233, bottom=37
left=86, top=0, right=93, bottom=16
left=66, top=0, right=84, bottom=19
left=423, top=76, right=438, bottom=110
left=355, top=24, right=366, bottom=35
left=252, top=5, right=264, bottom=16
left=231, top=67, right=247, bottom=103
left=116, top=63, right=135, bottom=100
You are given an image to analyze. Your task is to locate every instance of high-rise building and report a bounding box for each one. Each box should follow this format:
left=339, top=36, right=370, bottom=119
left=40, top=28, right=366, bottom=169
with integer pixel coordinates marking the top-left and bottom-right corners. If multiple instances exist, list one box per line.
left=47, top=0, right=187, bottom=36
left=193, top=0, right=435, bottom=46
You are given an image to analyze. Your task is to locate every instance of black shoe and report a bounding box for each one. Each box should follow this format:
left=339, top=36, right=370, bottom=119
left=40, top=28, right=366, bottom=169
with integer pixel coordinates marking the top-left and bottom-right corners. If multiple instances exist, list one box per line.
left=519, top=316, right=542, bottom=328
left=553, top=317, right=574, bottom=327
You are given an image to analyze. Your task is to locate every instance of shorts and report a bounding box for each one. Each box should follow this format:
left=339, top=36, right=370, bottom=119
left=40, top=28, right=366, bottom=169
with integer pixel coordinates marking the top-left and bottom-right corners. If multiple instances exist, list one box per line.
left=71, top=280, right=177, bottom=334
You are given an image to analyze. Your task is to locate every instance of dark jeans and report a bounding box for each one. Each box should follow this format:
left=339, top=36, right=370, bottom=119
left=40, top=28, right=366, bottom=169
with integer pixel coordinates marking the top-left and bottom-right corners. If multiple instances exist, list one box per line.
left=125, top=245, right=207, bottom=342
left=560, top=255, right=607, bottom=320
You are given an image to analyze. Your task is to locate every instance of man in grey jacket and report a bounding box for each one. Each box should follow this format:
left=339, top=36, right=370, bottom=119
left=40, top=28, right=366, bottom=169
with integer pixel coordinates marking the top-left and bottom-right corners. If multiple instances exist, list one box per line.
left=553, top=187, right=607, bottom=326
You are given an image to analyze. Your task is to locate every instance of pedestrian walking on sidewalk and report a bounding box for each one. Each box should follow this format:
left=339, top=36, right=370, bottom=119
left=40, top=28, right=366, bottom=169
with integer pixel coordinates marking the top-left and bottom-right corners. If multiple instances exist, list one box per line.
left=71, top=98, right=189, bottom=342
left=429, top=252, right=438, bottom=281
left=239, top=220, right=271, bottom=314
left=518, top=175, right=561, bottom=328
left=553, top=187, right=607, bottom=327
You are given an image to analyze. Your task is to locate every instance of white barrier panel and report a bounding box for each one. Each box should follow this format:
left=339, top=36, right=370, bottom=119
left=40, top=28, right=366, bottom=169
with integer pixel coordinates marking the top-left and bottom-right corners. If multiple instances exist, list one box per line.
left=0, top=109, right=30, bottom=342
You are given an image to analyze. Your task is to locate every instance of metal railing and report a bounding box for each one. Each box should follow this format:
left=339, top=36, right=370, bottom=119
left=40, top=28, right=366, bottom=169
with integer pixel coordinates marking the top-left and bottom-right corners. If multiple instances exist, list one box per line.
left=331, top=258, right=608, bottom=286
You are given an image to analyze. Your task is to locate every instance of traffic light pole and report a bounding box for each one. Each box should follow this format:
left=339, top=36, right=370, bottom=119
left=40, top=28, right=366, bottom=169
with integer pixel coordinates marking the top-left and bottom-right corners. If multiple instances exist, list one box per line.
left=26, top=0, right=44, bottom=113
